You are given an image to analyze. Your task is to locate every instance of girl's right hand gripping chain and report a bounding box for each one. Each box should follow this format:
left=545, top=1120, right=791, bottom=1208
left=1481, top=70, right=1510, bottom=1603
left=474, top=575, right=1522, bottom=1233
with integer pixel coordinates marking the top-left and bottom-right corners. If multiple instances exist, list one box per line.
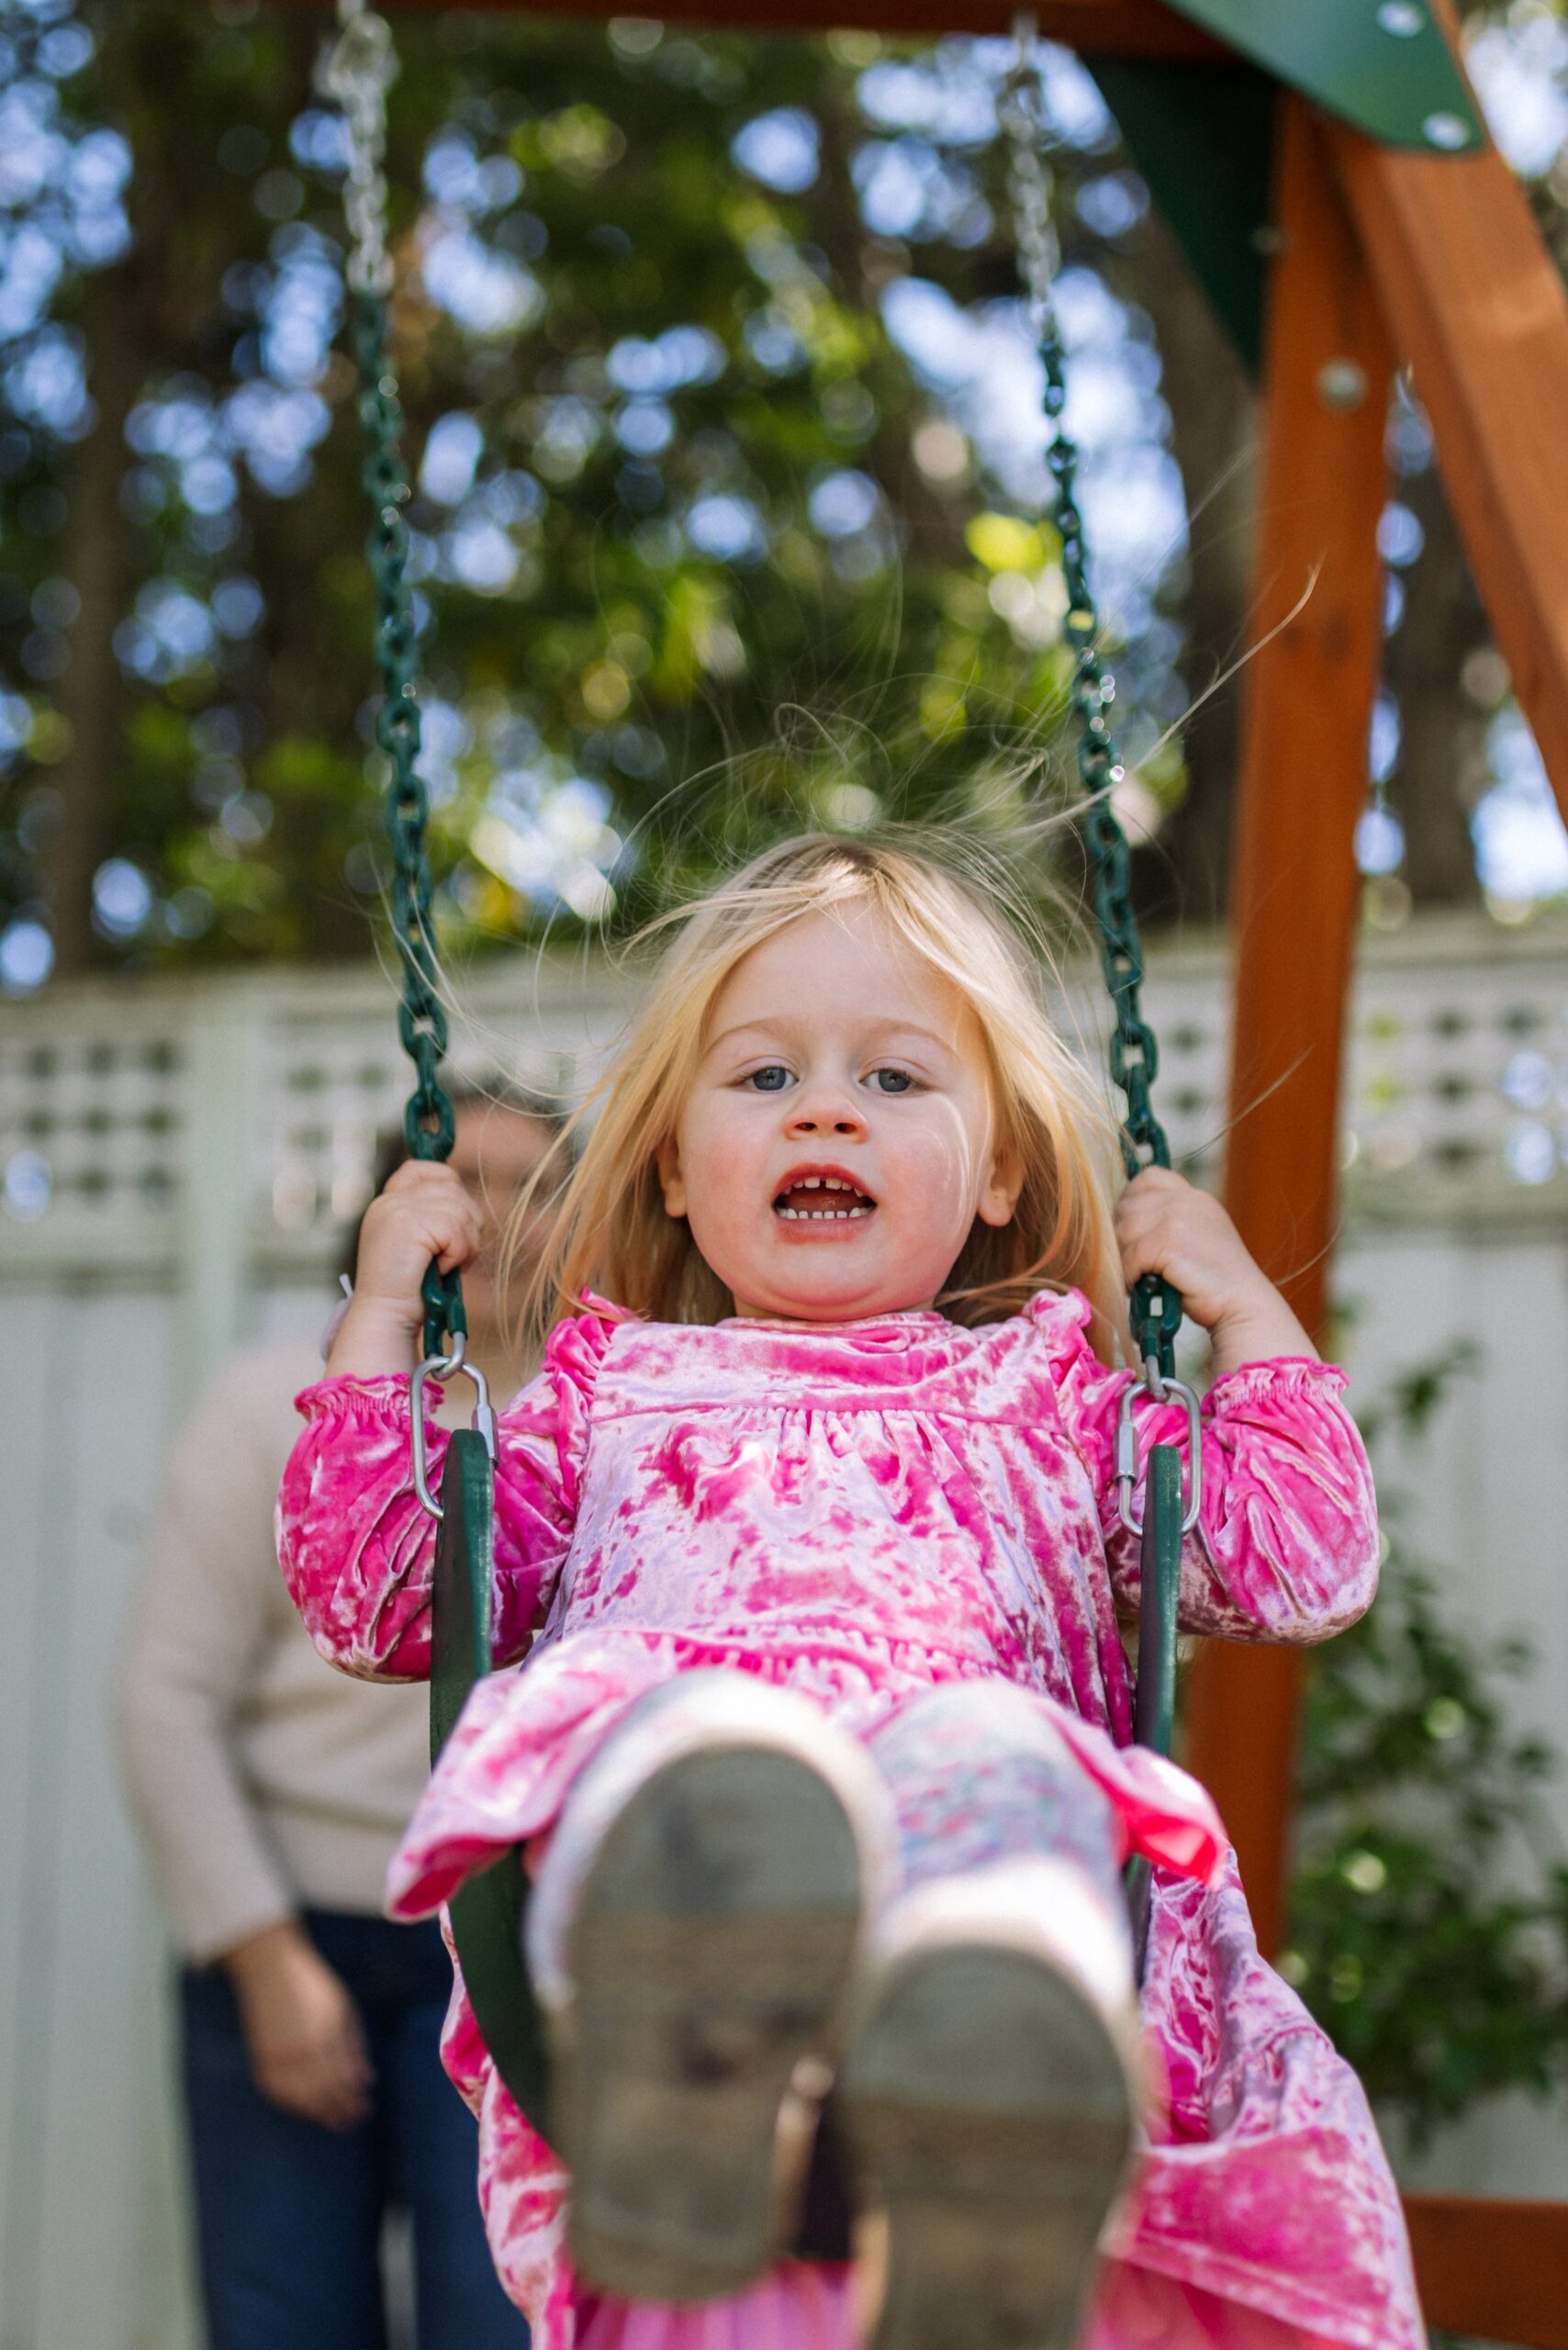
left=328, top=1159, right=482, bottom=1379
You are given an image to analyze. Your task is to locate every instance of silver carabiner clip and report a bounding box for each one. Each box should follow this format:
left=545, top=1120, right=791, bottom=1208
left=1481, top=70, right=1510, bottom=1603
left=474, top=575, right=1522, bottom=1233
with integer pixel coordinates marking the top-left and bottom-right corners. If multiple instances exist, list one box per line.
left=409, top=1329, right=498, bottom=1520
left=1114, top=1360, right=1203, bottom=1538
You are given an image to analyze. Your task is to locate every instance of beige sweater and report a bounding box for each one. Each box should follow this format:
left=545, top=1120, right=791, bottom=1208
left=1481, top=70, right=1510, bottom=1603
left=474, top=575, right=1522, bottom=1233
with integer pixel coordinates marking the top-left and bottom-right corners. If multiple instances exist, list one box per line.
left=117, top=1338, right=431, bottom=1964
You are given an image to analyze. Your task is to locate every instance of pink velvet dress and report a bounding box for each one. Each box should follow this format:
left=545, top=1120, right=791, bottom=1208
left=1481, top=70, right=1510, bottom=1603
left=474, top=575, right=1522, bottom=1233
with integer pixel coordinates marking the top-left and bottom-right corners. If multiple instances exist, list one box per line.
left=278, top=1291, right=1423, bottom=2350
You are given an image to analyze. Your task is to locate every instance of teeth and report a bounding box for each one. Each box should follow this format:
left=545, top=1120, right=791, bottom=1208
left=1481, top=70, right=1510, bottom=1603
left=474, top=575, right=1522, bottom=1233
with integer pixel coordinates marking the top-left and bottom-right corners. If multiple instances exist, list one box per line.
left=773, top=1172, right=875, bottom=1222
left=777, top=1204, right=872, bottom=1221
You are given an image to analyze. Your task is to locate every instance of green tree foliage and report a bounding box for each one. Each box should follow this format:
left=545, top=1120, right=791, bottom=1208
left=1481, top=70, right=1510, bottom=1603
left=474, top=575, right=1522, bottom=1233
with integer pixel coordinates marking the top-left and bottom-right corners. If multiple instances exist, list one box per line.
left=0, top=1, right=1193, bottom=977
left=1284, top=1349, right=1568, bottom=2143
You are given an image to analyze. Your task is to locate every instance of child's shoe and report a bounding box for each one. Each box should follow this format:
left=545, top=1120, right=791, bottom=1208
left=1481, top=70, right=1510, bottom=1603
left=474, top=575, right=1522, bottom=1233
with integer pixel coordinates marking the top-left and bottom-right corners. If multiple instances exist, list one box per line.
left=528, top=1672, right=896, bottom=2303
left=837, top=1855, right=1141, bottom=2350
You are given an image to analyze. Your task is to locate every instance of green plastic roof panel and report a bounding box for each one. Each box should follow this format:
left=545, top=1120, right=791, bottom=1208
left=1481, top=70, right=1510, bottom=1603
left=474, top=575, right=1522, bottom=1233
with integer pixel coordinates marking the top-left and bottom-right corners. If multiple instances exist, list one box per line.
left=1159, top=0, right=1484, bottom=153
left=1091, top=60, right=1274, bottom=371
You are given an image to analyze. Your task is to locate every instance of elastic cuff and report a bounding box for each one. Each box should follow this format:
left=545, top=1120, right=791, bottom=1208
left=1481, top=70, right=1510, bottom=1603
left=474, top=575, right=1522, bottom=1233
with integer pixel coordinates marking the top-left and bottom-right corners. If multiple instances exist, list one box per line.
left=294, top=1372, right=433, bottom=1427
left=1204, top=1357, right=1347, bottom=1410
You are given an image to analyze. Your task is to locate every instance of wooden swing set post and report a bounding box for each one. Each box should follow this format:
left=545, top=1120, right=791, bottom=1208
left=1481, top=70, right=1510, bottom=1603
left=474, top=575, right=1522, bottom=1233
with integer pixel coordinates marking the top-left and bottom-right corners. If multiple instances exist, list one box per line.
left=1184, top=41, right=1568, bottom=2347
left=376, top=0, right=1225, bottom=46
left=1329, top=114, right=1568, bottom=835
left=1180, top=92, right=1393, bottom=1961
left=1191, top=31, right=1568, bottom=1956
left=1403, top=2199, right=1568, bottom=2350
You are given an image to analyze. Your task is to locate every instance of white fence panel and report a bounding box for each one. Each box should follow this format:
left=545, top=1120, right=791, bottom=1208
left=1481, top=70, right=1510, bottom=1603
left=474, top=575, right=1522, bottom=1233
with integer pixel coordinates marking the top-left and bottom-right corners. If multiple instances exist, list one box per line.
left=0, top=1290, right=66, bottom=2344
left=1336, top=1229, right=1568, bottom=2201
left=32, top=1296, right=175, bottom=2350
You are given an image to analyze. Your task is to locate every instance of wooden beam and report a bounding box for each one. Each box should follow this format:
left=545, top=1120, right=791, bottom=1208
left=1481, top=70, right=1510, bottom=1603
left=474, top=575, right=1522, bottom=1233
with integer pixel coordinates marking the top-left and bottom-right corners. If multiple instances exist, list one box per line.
left=1182, top=95, right=1392, bottom=1958
left=354, top=0, right=1225, bottom=49
left=1405, top=2198, right=1568, bottom=2350
left=1328, top=113, right=1568, bottom=831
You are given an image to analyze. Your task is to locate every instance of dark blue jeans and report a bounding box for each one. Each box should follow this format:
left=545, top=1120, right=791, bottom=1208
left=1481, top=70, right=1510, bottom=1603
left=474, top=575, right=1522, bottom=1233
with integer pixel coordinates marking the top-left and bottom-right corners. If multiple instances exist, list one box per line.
left=181, top=1908, right=528, bottom=2350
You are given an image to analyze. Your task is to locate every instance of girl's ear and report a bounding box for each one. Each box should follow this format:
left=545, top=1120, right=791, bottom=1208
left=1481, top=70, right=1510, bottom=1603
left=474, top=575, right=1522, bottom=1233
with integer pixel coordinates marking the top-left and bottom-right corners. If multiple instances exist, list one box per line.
left=977, top=1140, right=1024, bottom=1230
left=655, top=1133, right=687, bottom=1221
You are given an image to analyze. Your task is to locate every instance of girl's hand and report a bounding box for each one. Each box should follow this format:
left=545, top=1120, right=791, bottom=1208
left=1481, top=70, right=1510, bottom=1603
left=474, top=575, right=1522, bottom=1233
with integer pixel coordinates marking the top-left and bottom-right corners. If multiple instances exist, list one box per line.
left=327, top=1158, right=483, bottom=1378
left=1114, top=1166, right=1316, bottom=1377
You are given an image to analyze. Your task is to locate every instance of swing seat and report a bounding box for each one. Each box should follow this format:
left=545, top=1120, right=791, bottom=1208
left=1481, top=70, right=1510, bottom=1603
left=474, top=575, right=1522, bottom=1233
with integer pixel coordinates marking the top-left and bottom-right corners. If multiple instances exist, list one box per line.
left=431, top=1424, right=554, bottom=2138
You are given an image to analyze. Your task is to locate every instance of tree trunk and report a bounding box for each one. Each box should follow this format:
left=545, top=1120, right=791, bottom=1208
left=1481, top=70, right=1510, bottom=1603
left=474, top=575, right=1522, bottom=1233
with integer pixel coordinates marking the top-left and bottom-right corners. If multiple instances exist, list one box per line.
left=44, top=253, right=142, bottom=971
left=1382, top=460, right=1487, bottom=907
left=1128, top=207, right=1258, bottom=930
left=813, top=82, right=973, bottom=577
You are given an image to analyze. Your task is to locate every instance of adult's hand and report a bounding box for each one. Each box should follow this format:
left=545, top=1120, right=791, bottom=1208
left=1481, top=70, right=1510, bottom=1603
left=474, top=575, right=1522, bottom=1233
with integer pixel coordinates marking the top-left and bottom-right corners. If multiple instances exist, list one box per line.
left=224, top=1919, right=374, bottom=2131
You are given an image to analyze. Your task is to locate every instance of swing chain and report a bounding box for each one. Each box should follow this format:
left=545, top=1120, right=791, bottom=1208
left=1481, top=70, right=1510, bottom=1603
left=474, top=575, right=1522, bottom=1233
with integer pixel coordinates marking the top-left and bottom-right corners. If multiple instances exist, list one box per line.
left=324, top=0, right=464, bottom=1361
left=320, top=0, right=396, bottom=299
left=1000, top=34, right=1058, bottom=339
left=1003, top=16, right=1182, bottom=1382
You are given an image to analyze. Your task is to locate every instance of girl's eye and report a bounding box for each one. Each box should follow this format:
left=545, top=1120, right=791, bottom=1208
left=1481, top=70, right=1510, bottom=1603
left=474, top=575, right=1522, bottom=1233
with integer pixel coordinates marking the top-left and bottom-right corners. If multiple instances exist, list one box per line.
left=867, top=1067, right=914, bottom=1095
left=744, top=1065, right=794, bottom=1093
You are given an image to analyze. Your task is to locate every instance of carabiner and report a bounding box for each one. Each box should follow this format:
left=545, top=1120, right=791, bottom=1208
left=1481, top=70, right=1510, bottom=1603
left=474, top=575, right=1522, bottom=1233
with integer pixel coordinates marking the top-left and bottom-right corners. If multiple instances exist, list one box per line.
left=410, top=1329, right=498, bottom=1520
left=1114, top=1365, right=1203, bottom=1537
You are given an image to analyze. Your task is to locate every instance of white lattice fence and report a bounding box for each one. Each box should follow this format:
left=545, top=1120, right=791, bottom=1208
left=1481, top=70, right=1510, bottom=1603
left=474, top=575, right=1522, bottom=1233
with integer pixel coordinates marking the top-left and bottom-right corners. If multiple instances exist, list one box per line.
left=7, top=920, right=1568, bottom=1304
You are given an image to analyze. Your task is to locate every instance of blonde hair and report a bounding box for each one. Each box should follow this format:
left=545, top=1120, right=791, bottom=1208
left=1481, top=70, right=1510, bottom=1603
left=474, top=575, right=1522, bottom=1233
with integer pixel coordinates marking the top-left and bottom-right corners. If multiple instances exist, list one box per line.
left=512, top=834, right=1128, bottom=1356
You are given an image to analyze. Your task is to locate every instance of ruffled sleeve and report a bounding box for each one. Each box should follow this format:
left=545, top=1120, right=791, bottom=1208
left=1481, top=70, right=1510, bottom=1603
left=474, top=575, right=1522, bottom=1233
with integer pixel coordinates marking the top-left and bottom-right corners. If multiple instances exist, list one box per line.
left=276, top=1306, right=615, bottom=1681
left=1035, top=1292, right=1380, bottom=1643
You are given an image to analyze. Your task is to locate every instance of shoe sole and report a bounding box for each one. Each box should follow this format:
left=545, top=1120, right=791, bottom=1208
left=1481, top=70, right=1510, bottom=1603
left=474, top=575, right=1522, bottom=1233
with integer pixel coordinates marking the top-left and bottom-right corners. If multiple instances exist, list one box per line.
left=839, top=1939, right=1135, bottom=2350
left=560, top=1741, right=864, bottom=2302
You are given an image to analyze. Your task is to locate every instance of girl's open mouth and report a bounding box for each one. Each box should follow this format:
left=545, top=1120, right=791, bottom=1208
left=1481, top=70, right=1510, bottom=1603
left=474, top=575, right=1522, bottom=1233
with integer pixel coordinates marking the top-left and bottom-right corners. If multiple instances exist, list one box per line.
left=773, top=1173, right=877, bottom=1223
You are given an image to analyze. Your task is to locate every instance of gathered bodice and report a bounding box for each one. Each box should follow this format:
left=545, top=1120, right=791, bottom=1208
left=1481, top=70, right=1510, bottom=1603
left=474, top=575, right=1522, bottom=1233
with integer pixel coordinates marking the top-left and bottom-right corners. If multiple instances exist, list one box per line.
left=281, top=1289, right=1379, bottom=1761
left=538, top=1304, right=1136, bottom=1737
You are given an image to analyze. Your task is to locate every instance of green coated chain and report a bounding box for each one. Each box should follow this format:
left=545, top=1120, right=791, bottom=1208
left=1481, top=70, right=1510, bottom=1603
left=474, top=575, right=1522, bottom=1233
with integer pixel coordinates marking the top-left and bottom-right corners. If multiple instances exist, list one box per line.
left=324, top=0, right=464, bottom=1361
left=1002, top=25, right=1182, bottom=1382
left=325, top=1, right=1178, bottom=1382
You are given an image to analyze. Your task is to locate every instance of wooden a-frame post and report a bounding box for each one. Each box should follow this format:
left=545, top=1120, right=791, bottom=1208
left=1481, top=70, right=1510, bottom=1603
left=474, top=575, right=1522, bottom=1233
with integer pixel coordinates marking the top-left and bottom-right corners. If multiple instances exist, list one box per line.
left=1176, top=22, right=1568, bottom=2337
left=1187, top=17, right=1568, bottom=1974
left=1181, top=92, right=1392, bottom=1961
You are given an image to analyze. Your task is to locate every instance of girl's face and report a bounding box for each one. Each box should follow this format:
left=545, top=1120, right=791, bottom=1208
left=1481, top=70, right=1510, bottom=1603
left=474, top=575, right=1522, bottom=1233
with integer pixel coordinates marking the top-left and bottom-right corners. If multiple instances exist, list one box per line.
left=658, top=905, right=1020, bottom=1323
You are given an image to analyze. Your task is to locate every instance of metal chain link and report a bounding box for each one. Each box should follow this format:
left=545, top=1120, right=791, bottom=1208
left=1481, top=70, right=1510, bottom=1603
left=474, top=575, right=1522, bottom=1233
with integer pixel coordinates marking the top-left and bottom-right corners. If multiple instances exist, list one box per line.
left=1003, top=17, right=1182, bottom=1382
left=323, top=0, right=464, bottom=1358
left=319, top=0, right=396, bottom=298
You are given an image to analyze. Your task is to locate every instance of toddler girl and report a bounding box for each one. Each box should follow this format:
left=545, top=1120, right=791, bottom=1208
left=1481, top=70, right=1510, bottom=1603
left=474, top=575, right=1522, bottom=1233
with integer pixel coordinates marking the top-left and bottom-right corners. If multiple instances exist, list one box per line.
left=279, top=835, right=1421, bottom=2350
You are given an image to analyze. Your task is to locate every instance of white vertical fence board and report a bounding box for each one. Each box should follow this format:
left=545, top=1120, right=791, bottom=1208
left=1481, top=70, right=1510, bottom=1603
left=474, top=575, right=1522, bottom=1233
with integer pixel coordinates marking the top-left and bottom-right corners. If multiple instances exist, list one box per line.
left=1338, top=1235, right=1568, bottom=1724
left=0, top=1290, right=67, bottom=2348
left=122, top=1921, right=202, bottom=2350
left=257, top=1281, right=337, bottom=1352
left=174, top=992, right=266, bottom=1415
left=1336, top=1234, right=1568, bottom=2198
left=28, top=1292, right=173, bottom=2350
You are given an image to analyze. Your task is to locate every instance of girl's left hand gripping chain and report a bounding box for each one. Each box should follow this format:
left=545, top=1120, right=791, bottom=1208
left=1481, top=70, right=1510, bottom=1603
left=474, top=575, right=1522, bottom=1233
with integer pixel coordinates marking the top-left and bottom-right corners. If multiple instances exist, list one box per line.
left=1114, top=1166, right=1316, bottom=1378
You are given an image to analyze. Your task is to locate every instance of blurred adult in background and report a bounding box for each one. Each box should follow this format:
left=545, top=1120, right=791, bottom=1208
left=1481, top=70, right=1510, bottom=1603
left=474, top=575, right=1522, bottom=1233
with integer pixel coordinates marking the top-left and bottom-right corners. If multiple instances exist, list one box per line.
left=118, top=1086, right=564, bottom=2350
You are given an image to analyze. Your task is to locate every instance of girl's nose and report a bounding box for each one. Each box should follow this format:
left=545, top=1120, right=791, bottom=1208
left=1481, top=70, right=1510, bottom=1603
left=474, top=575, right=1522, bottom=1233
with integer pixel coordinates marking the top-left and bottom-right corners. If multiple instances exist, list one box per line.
left=785, top=1087, right=868, bottom=1140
